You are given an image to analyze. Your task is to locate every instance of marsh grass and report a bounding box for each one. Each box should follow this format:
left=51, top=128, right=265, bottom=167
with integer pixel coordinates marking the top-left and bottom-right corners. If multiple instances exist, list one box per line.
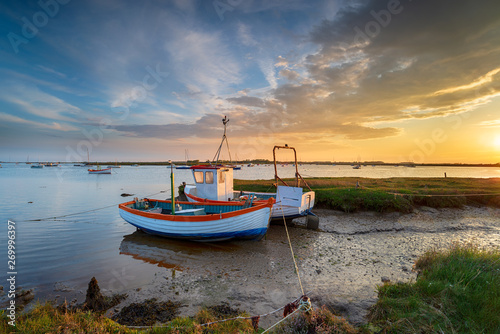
left=0, top=302, right=256, bottom=334
left=270, top=306, right=360, bottom=333
left=234, top=177, right=500, bottom=212
left=368, top=242, right=500, bottom=333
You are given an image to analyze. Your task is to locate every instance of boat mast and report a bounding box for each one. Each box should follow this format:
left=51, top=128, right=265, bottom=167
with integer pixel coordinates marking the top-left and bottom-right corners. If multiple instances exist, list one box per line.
left=212, top=116, right=232, bottom=165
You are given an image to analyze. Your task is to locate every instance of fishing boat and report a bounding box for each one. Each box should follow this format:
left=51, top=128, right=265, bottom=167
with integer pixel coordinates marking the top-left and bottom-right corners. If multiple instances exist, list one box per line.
left=88, top=165, right=112, bottom=174
left=184, top=160, right=316, bottom=225
left=118, top=197, right=274, bottom=242
left=182, top=118, right=317, bottom=227
left=226, top=165, right=241, bottom=170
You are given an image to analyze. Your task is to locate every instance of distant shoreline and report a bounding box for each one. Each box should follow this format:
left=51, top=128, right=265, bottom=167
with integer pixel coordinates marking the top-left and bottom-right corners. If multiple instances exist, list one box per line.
left=2, top=161, right=499, bottom=167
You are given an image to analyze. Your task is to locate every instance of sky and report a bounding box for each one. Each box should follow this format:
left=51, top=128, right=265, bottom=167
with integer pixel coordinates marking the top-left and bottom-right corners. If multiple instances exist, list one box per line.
left=1, top=0, right=499, bottom=164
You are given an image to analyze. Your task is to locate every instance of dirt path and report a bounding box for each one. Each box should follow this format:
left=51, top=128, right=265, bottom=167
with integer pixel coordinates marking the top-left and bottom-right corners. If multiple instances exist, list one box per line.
left=106, top=206, right=500, bottom=327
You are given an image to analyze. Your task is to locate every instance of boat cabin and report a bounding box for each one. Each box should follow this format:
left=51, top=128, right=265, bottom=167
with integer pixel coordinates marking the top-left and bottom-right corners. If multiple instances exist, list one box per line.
left=188, top=165, right=234, bottom=201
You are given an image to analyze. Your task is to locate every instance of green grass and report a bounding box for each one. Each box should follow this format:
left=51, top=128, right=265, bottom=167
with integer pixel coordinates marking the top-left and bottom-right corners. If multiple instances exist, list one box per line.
left=368, top=242, right=500, bottom=333
left=0, top=301, right=257, bottom=334
left=234, top=177, right=500, bottom=212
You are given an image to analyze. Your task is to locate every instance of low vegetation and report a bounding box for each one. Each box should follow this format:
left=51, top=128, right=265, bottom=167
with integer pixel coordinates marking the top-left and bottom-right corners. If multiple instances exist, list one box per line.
left=368, top=242, right=500, bottom=333
left=234, top=177, right=500, bottom=212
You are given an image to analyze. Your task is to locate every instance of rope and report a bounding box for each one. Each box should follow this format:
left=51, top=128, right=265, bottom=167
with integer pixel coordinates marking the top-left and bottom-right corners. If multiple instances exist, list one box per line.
left=276, top=186, right=305, bottom=296
left=124, top=292, right=311, bottom=329
left=26, top=190, right=167, bottom=221
left=262, top=296, right=311, bottom=334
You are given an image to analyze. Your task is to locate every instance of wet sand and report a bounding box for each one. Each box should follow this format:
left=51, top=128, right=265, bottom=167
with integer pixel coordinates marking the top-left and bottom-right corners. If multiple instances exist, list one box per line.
left=5, top=206, right=499, bottom=327
left=110, top=206, right=500, bottom=326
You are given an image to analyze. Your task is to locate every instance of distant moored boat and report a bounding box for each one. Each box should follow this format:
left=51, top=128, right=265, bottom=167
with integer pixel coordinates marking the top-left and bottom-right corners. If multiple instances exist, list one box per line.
left=88, top=166, right=112, bottom=174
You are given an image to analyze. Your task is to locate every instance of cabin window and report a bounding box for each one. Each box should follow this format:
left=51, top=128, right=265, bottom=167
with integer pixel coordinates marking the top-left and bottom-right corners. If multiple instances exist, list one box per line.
left=194, top=171, right=204, bottom=183
left=205, top=171, right=214, bottom=184
left=218, top=171, right=225, bottom=183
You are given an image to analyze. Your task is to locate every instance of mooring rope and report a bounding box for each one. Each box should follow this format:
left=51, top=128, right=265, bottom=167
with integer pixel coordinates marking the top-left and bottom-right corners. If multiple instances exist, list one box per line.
left=276, top=185, right=305, bottom=296
left=261, top=296, right=312, bottom=334
left=26, top=190, right=167, bottom=221
left=124, top=292, right=311, bottom=330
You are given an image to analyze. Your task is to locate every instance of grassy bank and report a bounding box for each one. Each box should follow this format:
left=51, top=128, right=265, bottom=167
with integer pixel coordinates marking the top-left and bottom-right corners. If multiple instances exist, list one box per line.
left=234, top=177, right=500, bottom=212
left=368, top=242, right=500, bottom=333
left=2, top=243, right=498, bottom=333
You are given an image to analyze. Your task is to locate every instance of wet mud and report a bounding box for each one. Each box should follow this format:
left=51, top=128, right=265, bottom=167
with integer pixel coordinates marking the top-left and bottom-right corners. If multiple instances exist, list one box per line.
left=110, top=206, right=500, bottom=326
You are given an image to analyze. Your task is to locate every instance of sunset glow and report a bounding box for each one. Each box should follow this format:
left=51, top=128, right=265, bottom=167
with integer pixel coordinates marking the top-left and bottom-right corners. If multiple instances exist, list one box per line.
left=1, top=1, right=500, bottom=164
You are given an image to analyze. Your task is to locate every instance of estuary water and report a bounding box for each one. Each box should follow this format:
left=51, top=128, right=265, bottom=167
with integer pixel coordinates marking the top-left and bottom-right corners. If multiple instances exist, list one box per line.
left=0, top=163, right=499, bottom=302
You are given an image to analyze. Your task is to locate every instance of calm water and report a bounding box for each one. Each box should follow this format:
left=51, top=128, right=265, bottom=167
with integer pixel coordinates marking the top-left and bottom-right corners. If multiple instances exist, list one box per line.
left=0, top=163, right=499, bottom=299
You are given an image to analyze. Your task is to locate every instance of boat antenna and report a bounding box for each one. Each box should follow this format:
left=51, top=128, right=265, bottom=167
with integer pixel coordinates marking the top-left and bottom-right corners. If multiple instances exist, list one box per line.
left=212, top=116, right=232, bottom=165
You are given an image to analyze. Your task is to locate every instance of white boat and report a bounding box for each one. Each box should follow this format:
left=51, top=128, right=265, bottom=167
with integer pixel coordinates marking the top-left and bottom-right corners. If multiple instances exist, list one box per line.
left=184, top=163, right=315, bottom=223
left=175, top=149, right=191, bottom=169
left=88, top=166, right=112, bottom=174
left=183, top=118, right=316, bottom=225
left=119, top=197, right=274, bottom=242
left=108, top=159, right=121, bottom=168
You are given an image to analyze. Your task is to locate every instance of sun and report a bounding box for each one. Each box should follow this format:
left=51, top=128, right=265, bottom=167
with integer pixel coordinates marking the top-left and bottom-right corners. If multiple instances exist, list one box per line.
left=495, top=135, right=500, bottom=149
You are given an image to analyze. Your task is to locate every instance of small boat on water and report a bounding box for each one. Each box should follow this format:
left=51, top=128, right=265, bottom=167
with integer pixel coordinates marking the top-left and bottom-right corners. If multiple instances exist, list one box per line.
left=119, top=197, right=274, bottom=242
left=45, top=162, right=59, bottom=167
left=88, top=166, right=112, bottom=174
left=108, top=160, right=121, bottom=168
left=175, top=149, right=191, bottom=169
left=31, top=163, right=44, bottom=169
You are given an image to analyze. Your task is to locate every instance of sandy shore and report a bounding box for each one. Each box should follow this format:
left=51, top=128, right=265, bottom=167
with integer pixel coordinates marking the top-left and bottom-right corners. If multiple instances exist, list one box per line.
left=99, top=205, right=500, bottom=327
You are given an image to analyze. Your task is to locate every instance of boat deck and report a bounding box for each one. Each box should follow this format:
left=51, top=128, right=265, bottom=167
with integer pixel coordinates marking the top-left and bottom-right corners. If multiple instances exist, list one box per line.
left=128, top=199, right=251, bottom=215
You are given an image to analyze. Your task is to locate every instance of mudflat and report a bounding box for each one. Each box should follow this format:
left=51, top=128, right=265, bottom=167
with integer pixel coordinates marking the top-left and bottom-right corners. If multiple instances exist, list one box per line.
left=105, top=206, right=500, bottom=327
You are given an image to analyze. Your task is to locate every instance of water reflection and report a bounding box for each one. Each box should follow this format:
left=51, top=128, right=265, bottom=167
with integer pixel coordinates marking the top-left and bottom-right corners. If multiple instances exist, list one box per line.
left=119, top=231, right=241, bottom=270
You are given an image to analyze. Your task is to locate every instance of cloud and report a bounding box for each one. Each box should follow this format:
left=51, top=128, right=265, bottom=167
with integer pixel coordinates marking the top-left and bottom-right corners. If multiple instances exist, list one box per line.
left=165, top=29, right=241, bottom=95
left=226, top=96, right=266, bottom=108
left=232, top=0, right=500, bottom=140
left=0, top=84, right=81, bottom=122
left=477, top=119, right=500, bottom=128
left=0, top=112, right=79, bottom=131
